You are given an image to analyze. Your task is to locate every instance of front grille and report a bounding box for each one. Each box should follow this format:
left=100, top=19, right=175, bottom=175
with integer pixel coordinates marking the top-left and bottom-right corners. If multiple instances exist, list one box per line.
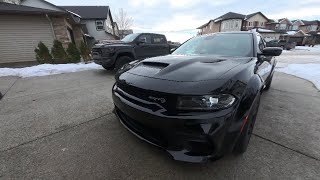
left=116, top=108, right=167, bottom=147
left=116, top=83, right=177, bottom=115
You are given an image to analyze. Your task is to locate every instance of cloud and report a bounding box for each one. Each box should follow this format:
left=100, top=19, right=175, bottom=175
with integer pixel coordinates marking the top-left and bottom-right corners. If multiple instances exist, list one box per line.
left=151, top=14, right=207, bottom=31
left=128, top=0, right=161, bottom=7
left=268, top=7, right=320, bottom=19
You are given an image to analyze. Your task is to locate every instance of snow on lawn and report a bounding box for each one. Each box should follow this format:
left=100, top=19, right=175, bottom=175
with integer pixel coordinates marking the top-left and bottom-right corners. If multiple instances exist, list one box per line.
left=0, top=63, right=103, bottom=78
left=277, top=64, right=320, bottom=90
left=284, top=45, right=320, bottom=53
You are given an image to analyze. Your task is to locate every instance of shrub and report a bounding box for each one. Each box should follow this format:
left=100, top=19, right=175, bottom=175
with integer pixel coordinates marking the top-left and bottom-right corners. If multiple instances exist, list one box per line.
left=51, top=40, right=67, bottom=64
left=66, top=43, right=81, bottom=63
left=79, top=41, right=91, bottom=62
left=34, top=42, right=53, bottom=64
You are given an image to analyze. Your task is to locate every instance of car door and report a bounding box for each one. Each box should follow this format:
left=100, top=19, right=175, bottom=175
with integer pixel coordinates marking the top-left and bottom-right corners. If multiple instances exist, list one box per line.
left=151, top=34, right=170, bottom=56
left=256, top=35, right=274, bottom=83
left=134, top=34, right=153, bottom=59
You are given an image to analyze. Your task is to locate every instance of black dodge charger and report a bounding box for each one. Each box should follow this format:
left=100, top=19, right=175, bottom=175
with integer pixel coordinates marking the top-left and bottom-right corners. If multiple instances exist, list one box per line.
left=112, top=31, right=282, bottom=163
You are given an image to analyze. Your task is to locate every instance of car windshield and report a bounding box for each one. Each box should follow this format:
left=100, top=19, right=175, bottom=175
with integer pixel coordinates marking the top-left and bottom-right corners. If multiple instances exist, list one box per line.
left=121, top=33, right=140, bottom=43
left=172, top=33, right=253, bottom=57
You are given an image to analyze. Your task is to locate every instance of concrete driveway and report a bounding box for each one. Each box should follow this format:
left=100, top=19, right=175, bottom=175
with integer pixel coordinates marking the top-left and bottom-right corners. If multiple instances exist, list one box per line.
left=0, top=67, right=320, bottom=179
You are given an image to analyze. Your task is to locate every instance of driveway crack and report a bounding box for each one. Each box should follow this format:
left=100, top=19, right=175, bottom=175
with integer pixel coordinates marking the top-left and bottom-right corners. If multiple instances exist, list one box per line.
left=252, top=133, right=320, bottom=161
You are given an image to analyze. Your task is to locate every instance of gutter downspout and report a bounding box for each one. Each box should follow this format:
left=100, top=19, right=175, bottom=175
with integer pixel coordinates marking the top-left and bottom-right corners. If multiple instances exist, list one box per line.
left=46, top=14, right=56, bottom=39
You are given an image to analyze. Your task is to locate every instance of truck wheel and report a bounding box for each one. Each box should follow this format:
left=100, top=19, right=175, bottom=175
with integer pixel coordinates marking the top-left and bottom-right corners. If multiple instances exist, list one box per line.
left=102, top=65, right=114, bottom=70
left=233, top=94, right=260, bottom=154
left=115, top=56, right=132, bottom=71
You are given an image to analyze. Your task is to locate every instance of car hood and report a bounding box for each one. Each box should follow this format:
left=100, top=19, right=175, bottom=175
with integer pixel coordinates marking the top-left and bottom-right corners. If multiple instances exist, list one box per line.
left=125, top=55, right=250, bottom=82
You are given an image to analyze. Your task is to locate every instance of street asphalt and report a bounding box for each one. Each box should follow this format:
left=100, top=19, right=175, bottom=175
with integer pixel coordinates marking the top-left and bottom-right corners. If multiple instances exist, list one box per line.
left=0, top=67, right=319, bottom=179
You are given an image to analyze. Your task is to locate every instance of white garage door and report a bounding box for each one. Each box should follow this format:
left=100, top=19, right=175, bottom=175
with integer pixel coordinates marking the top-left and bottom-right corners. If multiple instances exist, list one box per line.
left=0, top=14, right=54, bottom=64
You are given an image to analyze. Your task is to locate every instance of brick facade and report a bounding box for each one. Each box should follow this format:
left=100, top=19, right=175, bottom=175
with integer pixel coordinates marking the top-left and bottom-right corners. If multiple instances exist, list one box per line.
left=50, top=16, right=83, bottom=48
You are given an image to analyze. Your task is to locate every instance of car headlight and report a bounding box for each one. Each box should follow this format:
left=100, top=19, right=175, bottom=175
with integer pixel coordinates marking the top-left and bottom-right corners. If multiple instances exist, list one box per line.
left=177, top=94, right=236, bottom=110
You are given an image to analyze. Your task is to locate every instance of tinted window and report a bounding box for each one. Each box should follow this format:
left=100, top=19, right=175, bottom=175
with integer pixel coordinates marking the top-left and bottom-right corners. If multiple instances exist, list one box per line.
left=152, top=35, right=166, bottom=44
left=172, top=33, right=253, bottom=57
left=138, top=34, right=151, bottom=44
left=121, top=33, right=139, bottom=42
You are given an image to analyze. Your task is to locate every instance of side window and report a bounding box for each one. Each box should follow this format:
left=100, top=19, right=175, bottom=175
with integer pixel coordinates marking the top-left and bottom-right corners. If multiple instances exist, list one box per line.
left=257, top=36, right=265, bottom=52
left=138, top=34, right=151, bottom=44
left=152, top=35, right=166, bottom=44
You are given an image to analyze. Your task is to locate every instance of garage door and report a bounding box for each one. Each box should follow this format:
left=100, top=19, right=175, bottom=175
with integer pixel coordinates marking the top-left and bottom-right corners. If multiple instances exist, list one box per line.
left=0, top=14, right=54, bottom=64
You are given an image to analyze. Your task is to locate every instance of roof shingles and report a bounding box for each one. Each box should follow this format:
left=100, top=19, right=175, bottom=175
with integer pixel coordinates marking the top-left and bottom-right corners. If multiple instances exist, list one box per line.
left=0, top=2, right=65, bottom=15
left=60, top=6, right=109, bottom=19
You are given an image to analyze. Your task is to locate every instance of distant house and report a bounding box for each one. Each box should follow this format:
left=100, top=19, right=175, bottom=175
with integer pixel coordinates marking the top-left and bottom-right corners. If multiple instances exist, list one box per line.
left=243, top=12, right=269, bottom=30
left=265, top=18, right=292, bottom=32
left=291, top=20, right=304, bottom=31
left=119, top=29, right=133, bottom=39
left=0, top=2, right=83, bottom=66
left=255, top=28, right=281, bottom=42
left=281, top=30, right=309, bottom=45
left=197, top=12, right=269, bottom=34
left=60, top=6, right=119, bottom=45
left=113, top=22, right=119, bottom=39
left=300, top=20, right=320, bottom=33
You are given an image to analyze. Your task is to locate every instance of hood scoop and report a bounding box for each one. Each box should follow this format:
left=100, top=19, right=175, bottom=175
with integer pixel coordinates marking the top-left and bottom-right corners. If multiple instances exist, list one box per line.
left=202, top=59, right=226, bottom=63
left=142, top=61, right=169, bottom=68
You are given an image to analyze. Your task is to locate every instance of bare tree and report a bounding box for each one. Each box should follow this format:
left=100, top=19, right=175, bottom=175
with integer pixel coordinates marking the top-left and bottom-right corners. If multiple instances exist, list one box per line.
left=114, top=8, right=133, bottom=30
left=0, top=0, right=20, bottom=4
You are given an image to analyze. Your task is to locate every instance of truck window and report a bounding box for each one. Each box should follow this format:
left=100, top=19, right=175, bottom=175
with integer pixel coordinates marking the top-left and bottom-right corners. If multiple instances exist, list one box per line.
left=138, top=34, right=151, bottom=44
left=152, top=35, right=166, bottom=44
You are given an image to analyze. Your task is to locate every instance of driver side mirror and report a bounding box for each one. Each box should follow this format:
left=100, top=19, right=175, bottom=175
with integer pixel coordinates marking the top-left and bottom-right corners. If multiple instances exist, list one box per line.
left=262, top=47, right=282, bottom=56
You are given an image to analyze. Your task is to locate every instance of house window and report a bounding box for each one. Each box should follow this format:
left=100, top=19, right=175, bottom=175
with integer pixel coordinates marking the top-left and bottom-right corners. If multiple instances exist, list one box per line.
left=95, top=20, right=105, bottom=31
left=279, top=24, right=287, bottom=30
left=261, top=22, right=264, bottom=26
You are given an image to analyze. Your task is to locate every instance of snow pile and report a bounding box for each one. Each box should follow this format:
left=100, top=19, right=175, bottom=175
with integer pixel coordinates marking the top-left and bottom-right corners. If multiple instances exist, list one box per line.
left=292, top=45, right=320, bottom=52
left=277, top=64, right=320, bottom=90
left=0, top=63, right=103, bottom=78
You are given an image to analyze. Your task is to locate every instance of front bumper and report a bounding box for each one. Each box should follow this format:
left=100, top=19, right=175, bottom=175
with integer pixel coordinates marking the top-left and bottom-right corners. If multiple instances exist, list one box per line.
left=112, top=87, right=241, bottom=163
left=92, top=52, right=115, bottom=67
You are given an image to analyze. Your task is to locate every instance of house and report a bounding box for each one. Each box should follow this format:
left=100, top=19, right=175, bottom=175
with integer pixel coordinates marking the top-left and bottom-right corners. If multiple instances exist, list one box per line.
left=197, top=12, right=269, bottom=34
left=20, top=0, right=85, bottom=48
left=265, top=18, right=292, bottom=32
left=300, top=20, right=319, bottom=33
left=119, top=29, right=133, bottom=39
left=291, top=20, right=304, bottom=31
left=113, top=22, right=119, bottom=39
left=243, top=12, right=269, bottom=30
left=0, top=2, right=83, bottom=66
left=255, top=28, right=281, bottom=42
left=60, top=6, right=119, bottom=44
left=281, top=30, right=309, bottom=45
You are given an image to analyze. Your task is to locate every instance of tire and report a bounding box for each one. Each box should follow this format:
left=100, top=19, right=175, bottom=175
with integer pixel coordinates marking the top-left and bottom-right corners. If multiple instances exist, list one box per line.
left=102, top=65, right=114, bottom=70
left=264, top=74, right=273, bottom=91
left=233, top=94, right=260, bottom=154
left=115, top=56, right=133, bottom=71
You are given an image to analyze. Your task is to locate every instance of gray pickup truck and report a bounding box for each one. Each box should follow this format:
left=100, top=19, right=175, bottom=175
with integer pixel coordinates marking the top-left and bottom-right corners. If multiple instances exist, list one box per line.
left=92, top=33, right=179, bottom=70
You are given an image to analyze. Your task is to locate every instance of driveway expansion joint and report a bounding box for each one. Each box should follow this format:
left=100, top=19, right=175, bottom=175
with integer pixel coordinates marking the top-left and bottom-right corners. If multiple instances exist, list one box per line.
left=253, top=133, right=320, bottom=161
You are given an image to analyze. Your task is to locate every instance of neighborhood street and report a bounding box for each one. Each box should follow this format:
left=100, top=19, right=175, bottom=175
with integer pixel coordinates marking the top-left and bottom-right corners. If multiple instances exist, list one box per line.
left=1, top=53, right=320, bottom=179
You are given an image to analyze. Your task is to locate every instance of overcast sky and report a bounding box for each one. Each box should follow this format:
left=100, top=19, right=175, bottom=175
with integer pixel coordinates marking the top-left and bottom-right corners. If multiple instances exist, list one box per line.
left=48, top=0, right=320, bottom=42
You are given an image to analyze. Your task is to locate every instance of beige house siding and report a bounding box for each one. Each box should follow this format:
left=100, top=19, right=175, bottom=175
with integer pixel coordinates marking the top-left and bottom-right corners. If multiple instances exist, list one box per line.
left=245, top=14, right=268, bottom=30
left=201, top=21, right=220, bottom=34
left=0, top=14, right=54, bottom=64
